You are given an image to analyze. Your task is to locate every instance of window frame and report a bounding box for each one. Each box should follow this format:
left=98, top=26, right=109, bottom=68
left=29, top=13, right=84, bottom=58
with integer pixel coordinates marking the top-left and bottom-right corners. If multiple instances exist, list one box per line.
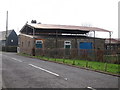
left=36, top=40, right=43, bottom=48
left=64, top=41, right=71, bottom=49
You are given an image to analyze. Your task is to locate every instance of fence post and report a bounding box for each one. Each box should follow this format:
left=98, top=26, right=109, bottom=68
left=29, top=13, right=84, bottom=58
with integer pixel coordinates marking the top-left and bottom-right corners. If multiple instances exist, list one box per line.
left=104, top=63, right=107, bottom=71
left=55, top=56, right=56, bottom=61
left=48, top=55, right=49, bottom=60
left=72, top=60, right=75, bottom=65
left=63, top=49, right=65, bottom=63
left=86, top=60, right=88, bottom=68
left=63, top=58, right=65, bottom=63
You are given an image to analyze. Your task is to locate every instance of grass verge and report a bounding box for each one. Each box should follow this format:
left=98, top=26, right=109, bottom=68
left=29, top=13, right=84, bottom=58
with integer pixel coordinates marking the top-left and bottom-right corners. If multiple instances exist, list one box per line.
left=19, top=53, right=120, bottom=75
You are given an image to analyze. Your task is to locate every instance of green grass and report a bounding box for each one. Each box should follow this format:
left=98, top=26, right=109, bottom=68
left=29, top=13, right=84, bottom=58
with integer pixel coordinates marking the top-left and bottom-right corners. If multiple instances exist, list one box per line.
left=19, top=53, right=120, bottom=75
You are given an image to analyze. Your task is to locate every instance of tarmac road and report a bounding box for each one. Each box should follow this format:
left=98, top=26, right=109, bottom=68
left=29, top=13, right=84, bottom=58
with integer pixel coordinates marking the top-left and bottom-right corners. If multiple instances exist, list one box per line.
left=1, top=52, right=119, bottom=89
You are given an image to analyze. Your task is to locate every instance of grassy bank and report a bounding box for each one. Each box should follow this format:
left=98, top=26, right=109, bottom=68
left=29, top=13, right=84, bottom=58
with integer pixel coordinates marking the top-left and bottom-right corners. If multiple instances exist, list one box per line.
left=19, top=53, right=120, bottom=75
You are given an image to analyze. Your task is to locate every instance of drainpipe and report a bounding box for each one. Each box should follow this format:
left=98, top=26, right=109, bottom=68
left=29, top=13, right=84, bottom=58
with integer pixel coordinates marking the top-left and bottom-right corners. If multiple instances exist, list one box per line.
left=109, top=32, right=112, bottom=50
left=93, top=31, right=96, bottom=61
left=93, top=31, right=96, bottom=49
left=55, top=30, right=58, bottom=49
left=76, top=32, right=78, bottom=57
left=55, top=30, right=58, bottom=60
left=109, top=31, right=113, bottom=57
left=32, top=27, right=35, bottom=56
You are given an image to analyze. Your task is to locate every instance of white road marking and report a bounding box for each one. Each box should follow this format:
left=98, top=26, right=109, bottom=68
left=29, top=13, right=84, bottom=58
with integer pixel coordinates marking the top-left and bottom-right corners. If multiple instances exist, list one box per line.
left=3, top=55, right=68, bottom=80
left=11, top=58, right=23, bottom=62
left=64, top=78, right=68, bottom=80
left=3, top=55, right=23, bottom=63
left=87, top=86, right=96, bottom=90
left=29, top=64, right=60, bottom=77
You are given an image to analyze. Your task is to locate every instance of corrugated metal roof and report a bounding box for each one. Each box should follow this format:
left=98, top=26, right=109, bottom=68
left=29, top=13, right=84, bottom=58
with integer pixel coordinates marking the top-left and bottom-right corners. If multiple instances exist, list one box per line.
left=28, top=23, right=111, bottom=32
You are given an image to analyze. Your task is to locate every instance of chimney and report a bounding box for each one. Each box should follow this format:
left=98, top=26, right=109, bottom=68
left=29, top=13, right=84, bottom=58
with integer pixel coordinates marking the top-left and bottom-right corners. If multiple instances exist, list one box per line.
left=31, top=20, right=37, bottom=24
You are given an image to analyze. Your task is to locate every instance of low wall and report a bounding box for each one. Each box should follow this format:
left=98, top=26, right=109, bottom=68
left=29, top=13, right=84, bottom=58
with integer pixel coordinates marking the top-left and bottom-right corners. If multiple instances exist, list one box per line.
left=1, top=46, right=17, bottom=52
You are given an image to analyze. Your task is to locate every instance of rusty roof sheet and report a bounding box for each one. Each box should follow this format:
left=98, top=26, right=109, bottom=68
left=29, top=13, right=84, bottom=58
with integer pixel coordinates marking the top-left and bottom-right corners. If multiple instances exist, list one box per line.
left=28, top=23, right=111, bottom=32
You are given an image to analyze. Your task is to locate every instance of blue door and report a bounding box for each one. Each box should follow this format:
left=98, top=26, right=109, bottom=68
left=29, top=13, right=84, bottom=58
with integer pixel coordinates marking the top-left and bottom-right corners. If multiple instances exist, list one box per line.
left=79, top=42, right=93, bottom=49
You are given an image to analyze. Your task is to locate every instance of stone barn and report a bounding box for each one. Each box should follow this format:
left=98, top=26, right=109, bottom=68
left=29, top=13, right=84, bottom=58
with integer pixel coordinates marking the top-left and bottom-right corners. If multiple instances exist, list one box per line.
left=19, top=22, right=111, bottom=60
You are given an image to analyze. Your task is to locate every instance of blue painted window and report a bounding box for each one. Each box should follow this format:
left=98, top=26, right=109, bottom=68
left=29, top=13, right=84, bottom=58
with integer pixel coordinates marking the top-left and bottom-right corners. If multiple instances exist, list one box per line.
left=36, top=40, right=43, bottom=48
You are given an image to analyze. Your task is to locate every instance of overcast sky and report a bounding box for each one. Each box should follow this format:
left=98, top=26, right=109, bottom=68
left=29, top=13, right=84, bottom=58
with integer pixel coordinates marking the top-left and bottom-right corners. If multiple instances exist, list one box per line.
left=0, top=0, right=119, bottom=38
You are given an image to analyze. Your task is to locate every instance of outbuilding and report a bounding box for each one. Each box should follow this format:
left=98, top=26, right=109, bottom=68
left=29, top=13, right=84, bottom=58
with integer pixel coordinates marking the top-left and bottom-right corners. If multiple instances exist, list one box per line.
left=19, top=22, right=111, bottom=60
left=0, top=30, right=18, bottom=52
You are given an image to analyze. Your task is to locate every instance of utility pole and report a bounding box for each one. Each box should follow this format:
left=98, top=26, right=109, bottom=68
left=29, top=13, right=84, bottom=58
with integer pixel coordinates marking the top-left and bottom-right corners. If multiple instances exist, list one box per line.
left=5, top=11, right=8, bottom=52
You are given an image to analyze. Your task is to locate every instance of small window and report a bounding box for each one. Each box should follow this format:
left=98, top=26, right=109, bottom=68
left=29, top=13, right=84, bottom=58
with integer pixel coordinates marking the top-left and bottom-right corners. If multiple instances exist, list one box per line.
left=36, top=40, right=43, bottom=48
left=22, top=42, right=23, bottom=47
left=11, top=40, right=14, bottom=42
left=28, top=41, right=30, bottom=47
left=36, top=40, right=42, bottom=44
left=64, top=41, right=71, bottom=49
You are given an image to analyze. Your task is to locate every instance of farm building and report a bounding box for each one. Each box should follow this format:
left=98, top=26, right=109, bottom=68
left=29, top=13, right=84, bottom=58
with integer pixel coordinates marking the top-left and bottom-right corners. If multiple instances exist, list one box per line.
left=19, top=22, right=111, bottom=60
left=105, top=38, right=120, bottom=55
left=105, top=38, right=120, bottom=50
left=0, top=30, right=18, bottom=52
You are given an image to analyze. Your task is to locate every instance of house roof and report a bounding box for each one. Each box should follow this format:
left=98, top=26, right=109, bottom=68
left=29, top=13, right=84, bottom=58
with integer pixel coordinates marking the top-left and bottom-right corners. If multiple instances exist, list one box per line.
left=0, top=30, right=14, bottom=40
left=20, top=23, right=111, bottom=35
left=28, top=23, right=111, bottom=32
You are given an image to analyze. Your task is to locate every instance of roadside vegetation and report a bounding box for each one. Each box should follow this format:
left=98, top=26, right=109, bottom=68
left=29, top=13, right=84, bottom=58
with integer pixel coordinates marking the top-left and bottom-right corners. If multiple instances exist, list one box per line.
left=19, top=53, right=120, bottom=75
